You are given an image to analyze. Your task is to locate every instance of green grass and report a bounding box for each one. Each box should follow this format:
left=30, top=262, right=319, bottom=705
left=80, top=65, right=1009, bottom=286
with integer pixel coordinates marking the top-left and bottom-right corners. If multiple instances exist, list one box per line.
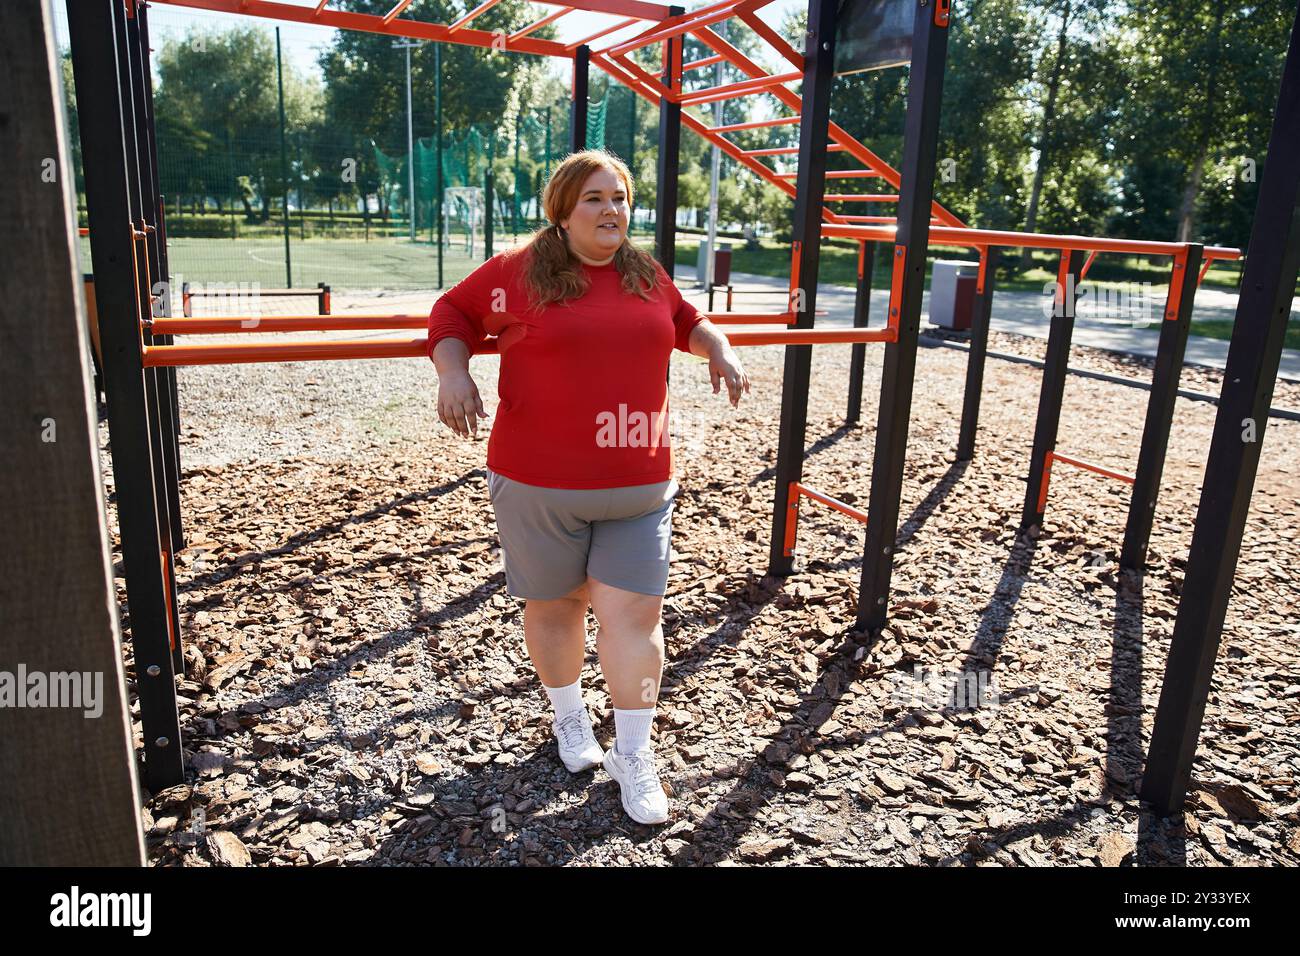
left=1190, top=319, right=1300, bottom=350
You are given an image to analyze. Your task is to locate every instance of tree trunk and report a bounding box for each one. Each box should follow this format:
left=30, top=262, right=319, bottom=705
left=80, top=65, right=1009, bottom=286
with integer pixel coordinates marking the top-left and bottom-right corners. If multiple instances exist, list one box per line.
left=1020, top=1, right=1072, bottom=271
left=1177, top=1, right=1225, bottom=242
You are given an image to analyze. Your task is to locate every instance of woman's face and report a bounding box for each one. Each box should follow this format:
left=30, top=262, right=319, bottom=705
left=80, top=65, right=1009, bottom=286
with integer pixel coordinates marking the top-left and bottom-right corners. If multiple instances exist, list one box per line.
left=559, top=166, right=629, bottom=263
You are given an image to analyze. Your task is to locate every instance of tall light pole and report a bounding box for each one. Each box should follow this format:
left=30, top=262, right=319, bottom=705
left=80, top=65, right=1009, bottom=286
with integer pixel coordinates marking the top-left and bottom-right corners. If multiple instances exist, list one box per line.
left=393, top=38, right=422, bottom=242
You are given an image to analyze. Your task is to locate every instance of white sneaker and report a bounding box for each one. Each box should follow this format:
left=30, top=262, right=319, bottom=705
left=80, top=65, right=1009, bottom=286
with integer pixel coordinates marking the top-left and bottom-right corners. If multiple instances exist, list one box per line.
left=603, top=740, right=669, bottom=825
left=552, top=708, right=604, bottom=773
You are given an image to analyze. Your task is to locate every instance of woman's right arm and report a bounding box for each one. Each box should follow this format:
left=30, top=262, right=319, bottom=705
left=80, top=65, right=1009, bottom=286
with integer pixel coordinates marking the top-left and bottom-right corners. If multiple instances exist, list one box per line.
left=428, top=256, right=501, bottom=439
left=433, top=336, right=487, bottom=438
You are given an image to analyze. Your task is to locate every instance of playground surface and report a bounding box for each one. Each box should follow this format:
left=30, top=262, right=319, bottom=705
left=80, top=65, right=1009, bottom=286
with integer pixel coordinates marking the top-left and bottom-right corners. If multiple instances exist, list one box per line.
left=97, top=288, right=1300, bottom=867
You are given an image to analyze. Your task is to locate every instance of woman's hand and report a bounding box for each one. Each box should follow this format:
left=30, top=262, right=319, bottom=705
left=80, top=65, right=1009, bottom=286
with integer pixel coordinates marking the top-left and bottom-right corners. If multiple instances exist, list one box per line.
left=709, top=343, right=751, bottom=407
left=438, top=369, right=489, bottom=438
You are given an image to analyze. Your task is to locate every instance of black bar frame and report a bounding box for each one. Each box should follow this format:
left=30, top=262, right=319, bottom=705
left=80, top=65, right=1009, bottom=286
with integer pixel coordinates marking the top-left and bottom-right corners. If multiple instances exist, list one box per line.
left=67, top=0, right=184, bottom=793
left=856, top=0, right=952, bottom=630
left=1120, top=243, right=1203, bottom=569
left=956, top=247, right=996, bottom=460
left=654, top=6, right=684, bottom=276
left=1142, top=8, right=1300, bottom=815
left=767, top=0, right=839, bottom=575
left=571, top=45, right=590, bottom=153
left=846, top=239, right=875, bottom=424
left=1020, top=248, right=1088, bottom=530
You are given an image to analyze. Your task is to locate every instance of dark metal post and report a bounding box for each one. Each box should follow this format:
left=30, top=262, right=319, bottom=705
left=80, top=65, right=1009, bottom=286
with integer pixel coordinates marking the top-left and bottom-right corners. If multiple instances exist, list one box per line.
left=1142, top=10, right=1300, bottom=815
left=857, top=0, right=952, bottom=630
left=654, top=6, right=684, bottom=275
left=846, top=239, right=875, bottom=424
left=571, top=45, right=590, bottom=153
left=1021, top=248, right=1088, bottom=530
left=67, top=0, right=184, bottom=793
left=436, top=42, right=444, bottom=287
left=485, top=165, right=495, bottom=259
left=1120, top=243, right=1203, bottom=569
left=957, top=247, right=996, bottom=460
left=767, top=0, right=839, bottom=576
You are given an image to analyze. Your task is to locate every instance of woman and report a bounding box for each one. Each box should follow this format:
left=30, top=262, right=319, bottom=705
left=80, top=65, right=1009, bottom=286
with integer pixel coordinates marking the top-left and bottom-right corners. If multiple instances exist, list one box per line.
left=427, top=149, right=749, bottom=825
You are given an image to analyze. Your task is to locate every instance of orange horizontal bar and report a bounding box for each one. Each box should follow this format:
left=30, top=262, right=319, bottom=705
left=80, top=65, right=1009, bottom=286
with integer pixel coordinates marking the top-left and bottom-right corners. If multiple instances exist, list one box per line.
left=145, top=0, right=572, bottom=58
left=708, top=115, right=800, bottom=133
left=679, top=70, right=802, bottom=106
left=565, top=15, right=643, bottom=51
left=822, top=224, right=1240, bottom=259
left=448, top=0, right=506, bottom=33
left=823, top=193, right=899, bottom=202
left=745, top=144, right=847, bottom=156
left=684, top=53, right=727, bottom=72
left=142, top=337, right=449, bottom=367
left=149, top=315, right=426, bottom=333
left=704, top=312, right=796, bottom=325
left=725, top=328, right=896, bottom=346
left=793, top=482, right=868, bottom=525
left=511, top=7, right=574, bottom=41
left=78, top=227, right=89, bottom=236
left=1050, top=452, right=1135, bottom=485
left=776, top=170, right=881, bottom=179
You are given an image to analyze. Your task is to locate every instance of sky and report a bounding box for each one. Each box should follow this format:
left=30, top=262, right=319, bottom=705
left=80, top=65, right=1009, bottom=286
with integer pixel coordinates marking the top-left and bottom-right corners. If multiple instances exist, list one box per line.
left=52, top=0, right=807, bottom=82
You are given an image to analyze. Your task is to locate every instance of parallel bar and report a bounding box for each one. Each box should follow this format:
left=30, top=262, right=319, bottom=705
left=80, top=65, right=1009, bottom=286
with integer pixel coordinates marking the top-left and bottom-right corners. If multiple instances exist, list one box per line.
left=858, top=0, right=951, bottom=633
left=1021, top=249, right=1089, bottom=529
left=823, top=222, right=1241, bottom=259
left=709, top=115, right=800, bottom=132
left=565, top=16, right=642, bottom=52
left=510, top=7, right=574, bottom=41
left=1120, top=244, right=1203, bottom=569
left=677, top=69, right=802, bottom=106
left=1142, top=7, right=1300, bottom=817
left=448, top=0, right=506, bottom=33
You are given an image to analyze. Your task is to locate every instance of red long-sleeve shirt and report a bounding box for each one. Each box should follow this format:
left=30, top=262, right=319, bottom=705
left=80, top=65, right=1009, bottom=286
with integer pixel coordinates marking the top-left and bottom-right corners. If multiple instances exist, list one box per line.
left=427, top=248, right=706, bottom=489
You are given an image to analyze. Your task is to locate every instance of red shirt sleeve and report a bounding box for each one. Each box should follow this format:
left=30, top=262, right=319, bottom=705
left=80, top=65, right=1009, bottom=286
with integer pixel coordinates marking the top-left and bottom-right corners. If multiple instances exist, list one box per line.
left=427, top=254, right=505, bottom=361
left=654, top=261, right=705, bottom=354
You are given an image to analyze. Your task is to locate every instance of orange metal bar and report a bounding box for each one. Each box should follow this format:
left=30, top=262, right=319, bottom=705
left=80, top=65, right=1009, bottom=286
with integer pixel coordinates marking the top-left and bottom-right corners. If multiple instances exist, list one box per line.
left=708, top=115, right=800, bottom=133
left=777, top=170, right=881, bottom=179
left=78, top=227, right=89, bottom=236
left=745, top=144, right=847, bottom=156
left=823, top=193, right=900, bottom=202
left=1037, top=450, right=1136, bottom=513
left=312, top=0, right=329, bottom=16
left=782, top=481, right=801, bottom=556
left=1079, top=249, right=1098, bottom=282
left=1164, top=249, right=1188, bottom=321
left=604, top=0, right=753, bottom=56
left=1055, top=251, right=1071, bottom=311
left=788, top=240, right=801, bottom=317
left=565, top=16, right=643, bottom=52
left=1197, top=257, right=1214, bottom=287
left=148, top=315, right=428, bottom=333
left=449, top=0, right=506, bottom=33
left=737, top=8, right=802, bottom=71
left=887, top=244, right=906, bottom=331
left=725, top=328, right=896, bottom=346
left=161, top=548, right=176, bottom=651
left=381, top=0, right=414, bottom=25
left=822, top=223, right=1236, bottom=258
left=684, top=53, right=727, bottom=72
left=976, top=246, right=989, bottom=295
left=795, top=482, right=869, bottom=524
left=145, top=0, right=573, bottom=57
left=511, top=7, right=574, bottom=41
left=678, top=69, right=803, bottom=107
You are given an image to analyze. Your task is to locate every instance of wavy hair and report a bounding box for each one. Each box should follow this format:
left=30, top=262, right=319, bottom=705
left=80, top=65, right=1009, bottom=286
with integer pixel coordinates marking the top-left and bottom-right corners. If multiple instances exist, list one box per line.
left=517, top=149, right=662, bottom=310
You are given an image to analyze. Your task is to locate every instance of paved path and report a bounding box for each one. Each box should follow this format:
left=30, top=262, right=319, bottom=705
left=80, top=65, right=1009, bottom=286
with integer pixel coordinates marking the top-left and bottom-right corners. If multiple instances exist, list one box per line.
left=675, top=264, right=1300, bottom=382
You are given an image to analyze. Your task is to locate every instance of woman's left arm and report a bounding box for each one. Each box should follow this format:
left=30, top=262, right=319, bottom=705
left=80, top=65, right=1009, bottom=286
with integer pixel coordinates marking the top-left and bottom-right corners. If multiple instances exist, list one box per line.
left=687, top=318, right=751, bottom=407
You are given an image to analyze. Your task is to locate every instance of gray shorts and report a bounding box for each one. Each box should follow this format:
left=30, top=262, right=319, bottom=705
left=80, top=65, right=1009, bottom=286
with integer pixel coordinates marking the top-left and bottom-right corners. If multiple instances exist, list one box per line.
left=487, top=468, right=679, bottom=600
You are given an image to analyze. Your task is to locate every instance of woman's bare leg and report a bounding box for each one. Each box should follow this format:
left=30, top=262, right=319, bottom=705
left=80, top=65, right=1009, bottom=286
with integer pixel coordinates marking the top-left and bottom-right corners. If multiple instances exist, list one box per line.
left=521, top=581, right=590, bottom=687
left=587, top=576, right=664, bottom=709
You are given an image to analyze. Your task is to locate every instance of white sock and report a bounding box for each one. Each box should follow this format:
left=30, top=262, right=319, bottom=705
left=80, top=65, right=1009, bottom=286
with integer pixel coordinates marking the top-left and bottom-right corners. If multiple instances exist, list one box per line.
left=614, top=706, right=655, bottom=754
left=543, top=678, right=585, bottom=720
